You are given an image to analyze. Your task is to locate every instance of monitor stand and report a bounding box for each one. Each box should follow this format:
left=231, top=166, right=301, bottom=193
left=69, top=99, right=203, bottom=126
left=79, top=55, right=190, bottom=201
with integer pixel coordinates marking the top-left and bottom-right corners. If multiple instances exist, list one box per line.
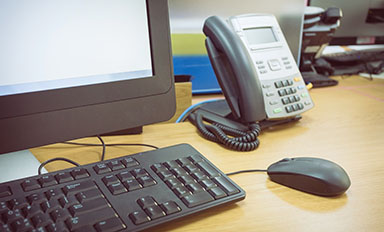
left=0, top=150, right=47, bottom=183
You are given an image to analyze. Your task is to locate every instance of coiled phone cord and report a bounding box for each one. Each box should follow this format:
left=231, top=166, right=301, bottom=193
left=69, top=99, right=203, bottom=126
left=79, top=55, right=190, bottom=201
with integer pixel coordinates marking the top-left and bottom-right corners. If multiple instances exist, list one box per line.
left=193, top=113, right=261, bottom=151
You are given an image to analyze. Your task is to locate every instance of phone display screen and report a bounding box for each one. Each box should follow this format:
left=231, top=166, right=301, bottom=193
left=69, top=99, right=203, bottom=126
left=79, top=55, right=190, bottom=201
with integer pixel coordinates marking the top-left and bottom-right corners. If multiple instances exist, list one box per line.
left=244, top=27, right=277, bottom=45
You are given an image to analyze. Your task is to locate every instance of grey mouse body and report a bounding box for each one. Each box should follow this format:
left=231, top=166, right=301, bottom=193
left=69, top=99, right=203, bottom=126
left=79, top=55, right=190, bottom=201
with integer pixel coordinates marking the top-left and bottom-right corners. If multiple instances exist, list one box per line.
left=267, top=157, right=351, bottom=196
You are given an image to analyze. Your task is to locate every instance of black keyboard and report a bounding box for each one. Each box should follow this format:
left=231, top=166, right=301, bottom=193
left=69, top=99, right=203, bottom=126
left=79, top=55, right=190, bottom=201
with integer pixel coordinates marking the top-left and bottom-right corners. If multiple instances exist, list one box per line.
left=0, top=144, right=245, bottom=232
left=321, top=48, right=384, bottom=64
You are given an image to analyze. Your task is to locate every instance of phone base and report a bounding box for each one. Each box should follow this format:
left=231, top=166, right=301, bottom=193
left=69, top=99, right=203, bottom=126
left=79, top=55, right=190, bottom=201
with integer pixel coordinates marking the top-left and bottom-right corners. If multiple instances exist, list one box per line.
left=188, top=99, right=302, bottom=130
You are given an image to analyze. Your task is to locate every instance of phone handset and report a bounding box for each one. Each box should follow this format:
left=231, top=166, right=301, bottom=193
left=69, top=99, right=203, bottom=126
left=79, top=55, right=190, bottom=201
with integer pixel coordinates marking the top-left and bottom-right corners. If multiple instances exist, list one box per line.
left=203, top=16, right=267, bottom=123
left=185, top=16, right=264, bottom=152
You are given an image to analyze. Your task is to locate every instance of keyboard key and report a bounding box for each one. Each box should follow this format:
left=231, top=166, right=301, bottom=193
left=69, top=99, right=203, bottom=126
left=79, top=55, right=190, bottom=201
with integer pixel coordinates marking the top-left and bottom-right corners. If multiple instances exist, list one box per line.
left=108, top=183, right=127, bottom=195
left=145, top=205, right=166, bottom=219
left=38, top=175, right=58, bottom=187
left=55, top=172, right=74, bottom=184
left=62, top=180, right=97, bottom=195
left=3, top=209, right=23, bottom=223
left=65, top=206, right=116, bottom=231
left=123, top=179, right=142, bottom=191
left=8, top=197, right=28, bottom=210
left=178, top=175, right=195, bottom=184
left=50, top=208, right=71, bottom=222
left=137, top=175, right=156, bottom=187
left=170, top=167, right=188, bottom=177
left=107, top=160, right=125, bottom=171
left=208, top=187, right=227, bottom=199
left=102, top=175, right=120, bottom=186
left=45, top=188, right=64, bottom=200
left=26, top=192, right=46, bottom=205
left=196, top=161, right=221, bottom=178
left=181, top=191, right=214, bottom=208
left=117, top=171, right=135, bottom=182
left=173, top=186, right=191, bottom=198
left=121, top=157, right=139, bottom=168
left=151, top=163, right=168, bottom=173
left=40, top=199, right=60, bottom=212
left=129, top=211, right=151, bottom=225
left=0, top=185, right=12, bottom=198
left=75, top=188, right=103, bottom=203
left=31, top=212, right=51, bottom=227
left=164, top=160, right=180, bottom=169
left=213, top=176, right=240, bottom=196
left=189, top=155, right=203, bottom=164
left=131, top=168, right=148, bottom=178
left=184, top=163, right=199, bottom=173
left=199, top=179, right=217, bottom=190
left=186, top=183, right=204, bottom=193
left=137, top=196, right=157, bottom=209
left=46, top=221, right=70, bottom=232
left=190, top=170, right=208, bottom=181
left=21, top=179, right=40, bottom=192
left=10, top=218, right=33, bottom=232
left=160, top=201, right=181, bottom=215
left=71, top=168, right=89, bottom=179
left=158, top=170, right=174, bottom=180
left=93, top=164, right=111, bottom=174
left=68, top=198, right=108, bottom=217
left=176, top=157, right=193, bottom=167
left=22, top=204, right=41, bottom=218
left=165, top=178, right=182, bottom=189
left=58, top=195, right=78, bottom=208
left=94, top=216, right=126, bottom=232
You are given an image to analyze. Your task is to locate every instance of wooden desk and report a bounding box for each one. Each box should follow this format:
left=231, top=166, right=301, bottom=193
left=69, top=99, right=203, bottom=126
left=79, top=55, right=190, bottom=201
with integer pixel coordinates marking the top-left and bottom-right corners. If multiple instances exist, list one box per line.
left=31, top=76, right=384, bottom=232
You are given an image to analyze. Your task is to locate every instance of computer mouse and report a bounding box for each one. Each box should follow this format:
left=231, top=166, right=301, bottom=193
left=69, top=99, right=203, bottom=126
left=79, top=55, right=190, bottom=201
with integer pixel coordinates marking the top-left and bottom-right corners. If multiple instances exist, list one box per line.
left=267, top=157, right=351, bottom=197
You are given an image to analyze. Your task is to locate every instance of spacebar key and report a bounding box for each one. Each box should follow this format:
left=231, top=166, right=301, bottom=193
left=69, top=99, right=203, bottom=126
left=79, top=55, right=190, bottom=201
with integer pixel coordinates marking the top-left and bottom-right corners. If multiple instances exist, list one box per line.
left=181, top=191, right=214, bottom=208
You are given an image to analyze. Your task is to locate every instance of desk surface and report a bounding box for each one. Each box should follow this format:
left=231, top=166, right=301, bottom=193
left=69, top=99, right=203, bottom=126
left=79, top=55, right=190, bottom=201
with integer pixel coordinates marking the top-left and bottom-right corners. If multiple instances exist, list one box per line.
left=31, top=76, right=384, bottom=232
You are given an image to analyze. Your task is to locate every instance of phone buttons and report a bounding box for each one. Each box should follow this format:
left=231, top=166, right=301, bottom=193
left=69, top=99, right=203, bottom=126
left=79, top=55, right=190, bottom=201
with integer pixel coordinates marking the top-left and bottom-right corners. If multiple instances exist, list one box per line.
left=285, top=105, right=293, bottom=113
left=269, top=100, right=278, bottom=105
left=262, top=84, right=271, bottom=88
left=274, top=81, right=283, bottom=88
left=273, top=108, right=282, bottom=114
left=268, top=59, right=281, bottom=71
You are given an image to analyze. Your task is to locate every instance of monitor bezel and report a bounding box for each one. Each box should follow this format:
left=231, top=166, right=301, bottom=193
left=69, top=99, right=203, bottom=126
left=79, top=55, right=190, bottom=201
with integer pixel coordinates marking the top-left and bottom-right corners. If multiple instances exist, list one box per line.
left=0, top=0, right=176, bottom=154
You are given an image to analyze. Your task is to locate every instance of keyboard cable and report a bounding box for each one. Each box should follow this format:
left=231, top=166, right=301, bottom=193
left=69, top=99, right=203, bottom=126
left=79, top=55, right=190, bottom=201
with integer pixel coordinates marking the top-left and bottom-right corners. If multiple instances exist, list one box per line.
left=37, top=135, right=159, bottom=175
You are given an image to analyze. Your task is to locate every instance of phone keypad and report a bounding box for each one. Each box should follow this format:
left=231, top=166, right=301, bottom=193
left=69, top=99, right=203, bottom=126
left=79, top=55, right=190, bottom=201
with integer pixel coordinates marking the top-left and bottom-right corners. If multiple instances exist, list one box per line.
left=262, top=75, right=313, bottom=119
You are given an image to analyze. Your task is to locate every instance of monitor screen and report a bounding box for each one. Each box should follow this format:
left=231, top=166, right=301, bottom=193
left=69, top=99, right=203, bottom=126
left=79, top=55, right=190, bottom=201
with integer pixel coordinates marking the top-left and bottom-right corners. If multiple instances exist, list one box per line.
left=0, top=0, right=176, bottom=154
left=0, top=0, right=153, bottom=96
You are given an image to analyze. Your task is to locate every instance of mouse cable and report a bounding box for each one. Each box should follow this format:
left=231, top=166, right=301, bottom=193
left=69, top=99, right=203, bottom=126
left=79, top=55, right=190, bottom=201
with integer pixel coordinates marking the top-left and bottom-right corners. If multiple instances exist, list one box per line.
left=38, top=157, right=80, bottom=175
left=225, top=169, right=267, bottom=176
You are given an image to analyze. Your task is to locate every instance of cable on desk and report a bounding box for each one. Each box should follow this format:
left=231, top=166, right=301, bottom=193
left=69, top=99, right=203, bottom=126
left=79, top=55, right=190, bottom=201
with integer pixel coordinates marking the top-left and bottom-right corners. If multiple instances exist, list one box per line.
left=96, top=135, right=106, bottom=161
left=225, top=169, right=267, bottom=176
left=38, top=157, right=80, bottom=175
left=37, top=137, right=160, bottom=175
left=62, top=141, right=160, bottom=150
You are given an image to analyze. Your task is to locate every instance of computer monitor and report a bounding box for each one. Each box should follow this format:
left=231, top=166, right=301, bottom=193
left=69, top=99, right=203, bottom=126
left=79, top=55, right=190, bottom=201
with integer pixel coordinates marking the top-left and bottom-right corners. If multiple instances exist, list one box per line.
left=0, top=0, right=176, bottom=155
left=309, top=0, right=384, bottom=45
